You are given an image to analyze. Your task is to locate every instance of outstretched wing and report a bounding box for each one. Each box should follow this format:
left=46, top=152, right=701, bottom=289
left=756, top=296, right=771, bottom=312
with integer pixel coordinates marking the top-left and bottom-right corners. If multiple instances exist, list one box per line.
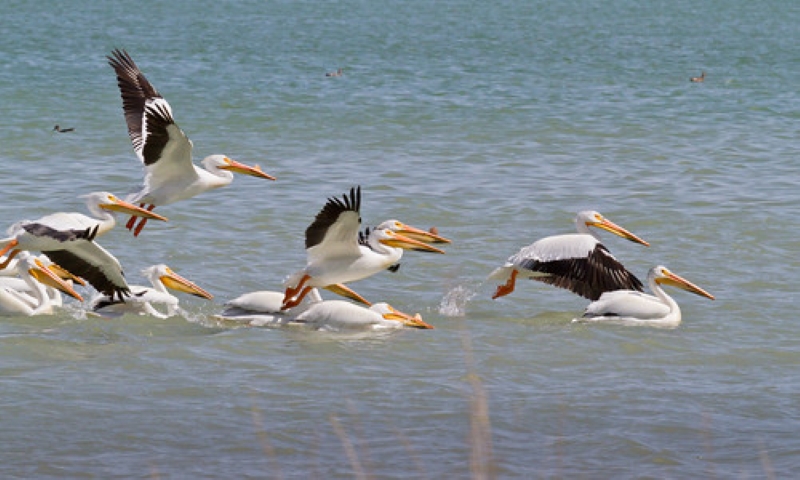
left=305, top=186, right=362, bottom=261
left=512, top=234, right=644, bottom=300
left=107, top=49, right=197, bottom=195
left=43, top=240, right=130, bottom=301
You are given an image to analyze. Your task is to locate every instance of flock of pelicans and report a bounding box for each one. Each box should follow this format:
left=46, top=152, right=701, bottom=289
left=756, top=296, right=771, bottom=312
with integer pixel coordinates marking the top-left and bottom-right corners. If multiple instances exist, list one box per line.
left=0, top=50, right=715, bottom=330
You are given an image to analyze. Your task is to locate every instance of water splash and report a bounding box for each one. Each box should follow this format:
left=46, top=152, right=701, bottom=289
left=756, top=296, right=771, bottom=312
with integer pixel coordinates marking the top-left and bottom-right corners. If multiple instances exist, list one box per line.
left=438, top=284, right=479, bottom=317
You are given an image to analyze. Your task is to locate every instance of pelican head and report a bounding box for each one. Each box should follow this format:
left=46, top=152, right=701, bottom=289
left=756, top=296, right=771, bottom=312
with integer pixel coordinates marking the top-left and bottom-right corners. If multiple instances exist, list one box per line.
left=373, top=228, right=446, bottom=254
left=651, top=265, right=715, bottom=300
left=372, top=303, right=434, bottom=329
left=82, top=192, right=169, bottom=222
left=204, top=155, right=277, bottom=181
left=577, top=210, right=650, bottom=246
left=376, top=219, right=452, bottom=244
left=144, top=264, right=214, bottom=300
left=28, top=257, right=84, bottom=301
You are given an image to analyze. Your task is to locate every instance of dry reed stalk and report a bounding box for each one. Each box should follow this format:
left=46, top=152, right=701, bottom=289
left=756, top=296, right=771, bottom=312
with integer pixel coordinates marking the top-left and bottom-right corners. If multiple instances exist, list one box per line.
left=460, top=328, right=495, bottom=479
left=330, top=413, right=368, bottom=480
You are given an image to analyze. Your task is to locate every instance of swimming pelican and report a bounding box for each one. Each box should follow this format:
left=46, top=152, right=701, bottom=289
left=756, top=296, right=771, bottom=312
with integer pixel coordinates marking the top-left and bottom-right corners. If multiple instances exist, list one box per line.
left=91, top=264, right=213, bottom=318
left=372, top=219, right=452, bottom=244
left=0, top=191, right=167, bottom=267
left=281, top=186, right=445, bottom=310
left=360, top=219, right=452, bottom=273
left=490, top=211, right=649, bottom=301
left=107, top=49, right=277, bottom=236
left=578, top=265, right=715, bottom=327
left=219, top=289, right=433, bottom=330
left=0, top=252, right=83, bottom=316
left=0, top=254, right=86, bottom=308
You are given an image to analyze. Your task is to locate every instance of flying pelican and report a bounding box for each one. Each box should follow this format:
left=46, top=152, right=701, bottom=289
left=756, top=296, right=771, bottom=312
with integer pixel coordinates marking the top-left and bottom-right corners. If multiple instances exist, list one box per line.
left=0, top=191, right=166, bottom=267
left=0, top=216, right=132, bottom=301
left=490, top=211, right=649, bottom=301
left=0, top=192, right=167, bottom=293
left=107, top=49, right=277, bottom=236
left=219, top=289, right=433, bottom=330
left=0, top=252, right=83, bottom=316
left=578, top=265, right=715, bottom=327
left=91, top=264, right=213, bottom=318
left=281, top=186, right=445, bottom=310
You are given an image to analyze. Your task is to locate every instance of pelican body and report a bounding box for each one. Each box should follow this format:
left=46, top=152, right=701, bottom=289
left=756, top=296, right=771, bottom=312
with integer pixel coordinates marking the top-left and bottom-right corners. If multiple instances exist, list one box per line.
left=0, top=254, right=86, bottom=309
left=219, top=289, right=432, bottom=330
left=490, top=211, right=649, bottom=301
left=107, top=49, right=276, bottom=236
left=92, top=264, right=212, bottom=318
left=281, top=186, right=446, bottom=310
left=0, top=252, right=83, bottom=316
left=579, top=265, right=715, bottom=327
left=0, top=193, right=165, bottom=300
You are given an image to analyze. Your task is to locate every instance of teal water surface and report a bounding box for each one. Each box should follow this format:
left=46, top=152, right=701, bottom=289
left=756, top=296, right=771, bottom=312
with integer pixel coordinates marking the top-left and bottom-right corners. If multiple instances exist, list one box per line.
left=1, top=0, right=799, bottom=477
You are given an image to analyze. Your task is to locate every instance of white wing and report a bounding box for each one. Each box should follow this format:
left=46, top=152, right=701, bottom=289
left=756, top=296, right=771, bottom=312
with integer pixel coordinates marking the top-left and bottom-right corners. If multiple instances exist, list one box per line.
left=508, top=234, right=599, bottom=264
left=305, top=187, right=362, bottom=263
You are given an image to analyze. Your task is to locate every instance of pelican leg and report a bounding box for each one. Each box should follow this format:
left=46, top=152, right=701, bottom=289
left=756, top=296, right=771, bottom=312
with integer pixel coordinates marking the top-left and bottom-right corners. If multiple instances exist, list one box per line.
left=282, top=274, right=311, bottom=310
left=133, top=218, right=148, bottom=237
left=0, top=239, right=20, bottom=262
left=132, top=205, right=157, bottom=237
left=282, top=286, right=313, bottom=310
left=492, top=269, right=518, bottom=299
left=125, top=205, right=145, bottom=230
left=0, top=248, right=21, bottom=269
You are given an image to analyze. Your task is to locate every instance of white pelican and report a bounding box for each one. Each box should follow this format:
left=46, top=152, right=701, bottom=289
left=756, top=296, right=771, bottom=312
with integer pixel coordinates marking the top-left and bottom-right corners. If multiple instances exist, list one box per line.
left=372, top=219, right=452, bottom=244
left=0, top=222, right=131, bottom=301
left=281, top=186, right=445, bottom=310
left=219, top=289, right=433, bottom=330
left=91, top=264, right=213, bottom=318
left=0, top=252, right=83, bottom=316
left=490, top=211, right=650, bottom=301
left=578, top=265, right=715, bottom=327
left=359, top=219, right=452, bottom=274
left=107, top=49, right=277, bottom=236
left=0, top=191, right=167, bottom=267
left=0, top=254, right=86, bottom=308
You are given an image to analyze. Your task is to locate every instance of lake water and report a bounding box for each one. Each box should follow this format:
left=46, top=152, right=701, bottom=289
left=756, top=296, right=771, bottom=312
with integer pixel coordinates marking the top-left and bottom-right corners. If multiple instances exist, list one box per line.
left=1, top=0, right=799, bottom=477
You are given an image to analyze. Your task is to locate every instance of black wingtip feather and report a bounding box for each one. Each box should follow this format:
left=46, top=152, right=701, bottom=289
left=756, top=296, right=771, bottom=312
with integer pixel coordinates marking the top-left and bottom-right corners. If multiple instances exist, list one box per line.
left=305, top=186, right=362, bottom=249
left=519, top=244, right=644, bottom=300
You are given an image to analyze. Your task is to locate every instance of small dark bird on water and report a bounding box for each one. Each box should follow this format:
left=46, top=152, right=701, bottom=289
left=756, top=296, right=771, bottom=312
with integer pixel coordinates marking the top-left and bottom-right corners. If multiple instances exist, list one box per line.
left=53, top=125, right=75, bottom=133
left=690, top=72, right=705, bottom=83
left=326, top=68, right=343, bottom=77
